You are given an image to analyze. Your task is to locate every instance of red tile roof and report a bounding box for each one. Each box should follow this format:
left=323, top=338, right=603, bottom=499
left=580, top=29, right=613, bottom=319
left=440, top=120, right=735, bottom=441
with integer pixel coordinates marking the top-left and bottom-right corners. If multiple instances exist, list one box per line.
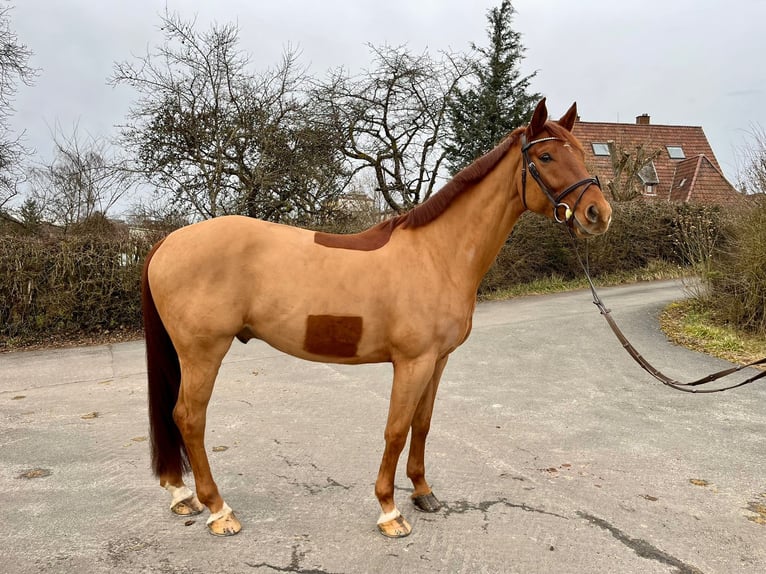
left=572, top=119, right=742, bottom=204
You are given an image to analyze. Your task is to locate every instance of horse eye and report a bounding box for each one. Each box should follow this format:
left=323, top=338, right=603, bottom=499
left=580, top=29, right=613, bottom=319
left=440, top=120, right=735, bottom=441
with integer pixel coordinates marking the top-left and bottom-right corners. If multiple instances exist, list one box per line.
left=539, top=153, right=552, bottom=163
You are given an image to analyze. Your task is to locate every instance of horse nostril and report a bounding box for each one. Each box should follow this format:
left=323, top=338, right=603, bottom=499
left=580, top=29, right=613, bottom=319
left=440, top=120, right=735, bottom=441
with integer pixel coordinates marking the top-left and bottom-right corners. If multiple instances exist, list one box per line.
left=586, top=204, right=599, bottom=224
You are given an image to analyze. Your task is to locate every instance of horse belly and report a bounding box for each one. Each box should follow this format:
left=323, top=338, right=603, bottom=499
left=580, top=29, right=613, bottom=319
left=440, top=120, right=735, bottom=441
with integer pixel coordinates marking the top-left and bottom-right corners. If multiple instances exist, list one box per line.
left=246, top=307, right=391, bottom=365
left=242, top=254, right=395, bottom=365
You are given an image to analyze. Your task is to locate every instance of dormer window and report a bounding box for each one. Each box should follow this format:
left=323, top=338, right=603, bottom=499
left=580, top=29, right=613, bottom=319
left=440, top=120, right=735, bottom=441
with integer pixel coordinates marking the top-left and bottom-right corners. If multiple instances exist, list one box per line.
left=638, top=161, right=659, bottom=196
left=666, top=146, right=685, bottom=159
left=592, top=142, right=610, bottom=156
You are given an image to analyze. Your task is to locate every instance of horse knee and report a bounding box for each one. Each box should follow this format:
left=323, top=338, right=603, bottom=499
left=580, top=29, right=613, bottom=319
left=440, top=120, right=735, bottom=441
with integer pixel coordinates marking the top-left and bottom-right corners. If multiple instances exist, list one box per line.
left=384, top=424, right=410, bottom=450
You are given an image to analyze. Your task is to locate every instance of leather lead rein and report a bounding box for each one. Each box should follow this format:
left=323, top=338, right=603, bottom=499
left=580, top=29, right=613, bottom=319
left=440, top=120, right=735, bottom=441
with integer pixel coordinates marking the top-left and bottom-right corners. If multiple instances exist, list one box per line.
left=572, top=238, right=766, bottom=393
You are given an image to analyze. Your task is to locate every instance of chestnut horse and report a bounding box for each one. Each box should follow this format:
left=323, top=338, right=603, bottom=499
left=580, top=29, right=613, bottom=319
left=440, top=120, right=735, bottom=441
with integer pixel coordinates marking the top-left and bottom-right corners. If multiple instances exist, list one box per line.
left=142, top=98, right=612, bottom=537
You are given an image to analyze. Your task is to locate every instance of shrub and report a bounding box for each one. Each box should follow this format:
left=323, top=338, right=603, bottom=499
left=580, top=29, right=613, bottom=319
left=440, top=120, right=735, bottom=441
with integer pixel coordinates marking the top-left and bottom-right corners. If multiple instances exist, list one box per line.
left=0, top=200, right=739, bottom=346
left=0, top=232, right=154, bottom=346
left=705, top=196, right=766, bottom=335
left=479, top=201, right=709, bottom=295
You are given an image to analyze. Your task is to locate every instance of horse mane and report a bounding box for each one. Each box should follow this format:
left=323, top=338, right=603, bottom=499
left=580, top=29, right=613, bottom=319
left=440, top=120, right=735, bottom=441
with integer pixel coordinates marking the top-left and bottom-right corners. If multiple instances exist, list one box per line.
left=396, top=127, right=525, bottom=229
left=314, top=125, right=535, bottom=251
left=399, top=122, right=579, bottom=230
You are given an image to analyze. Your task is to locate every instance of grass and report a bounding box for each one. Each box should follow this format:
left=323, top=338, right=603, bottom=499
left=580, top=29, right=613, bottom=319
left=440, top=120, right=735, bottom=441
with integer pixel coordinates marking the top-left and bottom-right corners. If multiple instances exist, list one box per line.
left=660, top=299, right=766, bottom=368
left=480, top=259, right=686, bottom=300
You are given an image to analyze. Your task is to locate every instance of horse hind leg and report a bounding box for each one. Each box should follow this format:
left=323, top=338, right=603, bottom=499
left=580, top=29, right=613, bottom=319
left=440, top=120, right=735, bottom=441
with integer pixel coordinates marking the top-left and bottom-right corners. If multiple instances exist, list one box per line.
left=173, top=338, right=242, bottom=536
left=407, top=356, right=448, bottom=514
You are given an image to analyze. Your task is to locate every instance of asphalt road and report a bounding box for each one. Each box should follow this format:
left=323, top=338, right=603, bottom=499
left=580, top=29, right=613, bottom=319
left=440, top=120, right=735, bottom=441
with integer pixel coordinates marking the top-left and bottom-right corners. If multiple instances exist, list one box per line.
left=1, top=279, right=765, bottom=574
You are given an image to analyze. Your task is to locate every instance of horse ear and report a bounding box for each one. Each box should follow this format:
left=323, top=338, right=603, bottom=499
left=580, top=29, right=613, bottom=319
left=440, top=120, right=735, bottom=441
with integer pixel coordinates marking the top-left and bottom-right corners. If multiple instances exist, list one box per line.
left=528, top=98, right=548, bottom=137
left=558, top=102, right=578, bottom=131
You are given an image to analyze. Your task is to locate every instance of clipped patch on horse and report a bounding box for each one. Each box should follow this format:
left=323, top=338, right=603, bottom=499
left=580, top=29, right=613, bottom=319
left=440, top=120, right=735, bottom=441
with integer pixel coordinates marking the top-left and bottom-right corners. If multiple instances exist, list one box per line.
left=304, top=315, right=363, bottom=358
left=313, top=220, right=396, bottom=251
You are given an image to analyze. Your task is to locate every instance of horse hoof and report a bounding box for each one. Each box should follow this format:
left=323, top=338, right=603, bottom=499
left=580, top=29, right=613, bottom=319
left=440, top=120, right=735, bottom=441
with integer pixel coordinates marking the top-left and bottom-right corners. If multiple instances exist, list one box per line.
left=377, top=515, right=412, bottom=538
left=207, top=504, right=242, bottom=536
left=412, top=491, right=441, bottom=513
left=171, top=495, right=205, bottom=516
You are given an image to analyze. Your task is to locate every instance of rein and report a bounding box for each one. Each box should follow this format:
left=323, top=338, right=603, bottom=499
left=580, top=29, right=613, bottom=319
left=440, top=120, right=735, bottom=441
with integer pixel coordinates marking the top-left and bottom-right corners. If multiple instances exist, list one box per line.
left=520, top=133, right=766, bottom=393
left=571, top=238, right=766, bottom=393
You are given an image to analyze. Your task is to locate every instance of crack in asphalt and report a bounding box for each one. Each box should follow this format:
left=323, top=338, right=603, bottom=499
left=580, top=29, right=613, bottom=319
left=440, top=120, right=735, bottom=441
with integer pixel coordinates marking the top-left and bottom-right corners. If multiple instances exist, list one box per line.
left=274, top=474, right=351, bottom=495
left=245, top=542, right=340, bottom=574
left=577, top=512, right=704, bottom=574
left=442, top=497, right=568, bottom=531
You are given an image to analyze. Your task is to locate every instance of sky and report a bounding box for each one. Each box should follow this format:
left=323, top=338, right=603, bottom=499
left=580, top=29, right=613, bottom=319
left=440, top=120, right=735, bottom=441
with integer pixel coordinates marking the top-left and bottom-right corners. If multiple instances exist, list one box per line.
left=8, top=0, right=766, bottom=209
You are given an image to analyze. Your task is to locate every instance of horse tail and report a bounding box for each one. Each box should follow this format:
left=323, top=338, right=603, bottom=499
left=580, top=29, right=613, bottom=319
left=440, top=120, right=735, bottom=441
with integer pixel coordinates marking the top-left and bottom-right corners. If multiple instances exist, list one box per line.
left=142, top=239, right=190, bottom=478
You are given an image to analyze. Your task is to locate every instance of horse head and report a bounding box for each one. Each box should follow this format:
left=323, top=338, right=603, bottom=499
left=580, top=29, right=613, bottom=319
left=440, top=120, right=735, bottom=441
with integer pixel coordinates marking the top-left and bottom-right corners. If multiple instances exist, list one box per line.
left=520, top=98, right=612, bottom=237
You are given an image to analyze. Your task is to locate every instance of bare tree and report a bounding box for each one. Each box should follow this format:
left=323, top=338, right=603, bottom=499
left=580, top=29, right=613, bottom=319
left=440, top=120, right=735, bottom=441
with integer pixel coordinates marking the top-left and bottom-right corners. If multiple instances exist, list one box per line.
left=0, top=2, right=36, bottom=210
left=604, top=140, right=662, bottom=202
left=27, top=124, right=134, bottom=231
left=111, top=11, right=348, bottom=223
left=127, top=195, right=191, bottom=234
left=317, top=45, right=471, bottom=213
left=737, top=123, right=766, bottom=195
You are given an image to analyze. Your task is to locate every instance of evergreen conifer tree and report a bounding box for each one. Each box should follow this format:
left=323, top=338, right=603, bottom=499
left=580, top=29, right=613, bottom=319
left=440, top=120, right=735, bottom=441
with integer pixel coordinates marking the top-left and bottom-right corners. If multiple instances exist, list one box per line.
left=446, top=0, right=540, bottom=174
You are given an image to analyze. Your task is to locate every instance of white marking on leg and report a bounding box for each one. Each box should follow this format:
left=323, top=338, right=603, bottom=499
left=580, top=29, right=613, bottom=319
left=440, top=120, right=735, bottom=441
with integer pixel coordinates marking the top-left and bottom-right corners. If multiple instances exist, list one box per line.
left=377, top=507, right=401, bottom=525
left=164, top=483, right=195, bottom=509
left=207, top=501, right=233, bottom=525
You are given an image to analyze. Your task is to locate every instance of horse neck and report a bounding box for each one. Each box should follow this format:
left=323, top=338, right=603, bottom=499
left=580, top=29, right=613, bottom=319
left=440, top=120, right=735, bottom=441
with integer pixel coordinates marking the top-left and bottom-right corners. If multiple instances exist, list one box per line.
left=419, top=146, right=526, bottom=292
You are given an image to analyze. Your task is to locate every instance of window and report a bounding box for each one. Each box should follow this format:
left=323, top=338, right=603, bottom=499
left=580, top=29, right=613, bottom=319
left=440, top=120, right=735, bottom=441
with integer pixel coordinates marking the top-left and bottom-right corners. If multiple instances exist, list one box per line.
left=666, top=145, right=685, bottom=159
left=592, top=142, right=610, bottom=156
left=637, top=162, right=659, bottom=186
left=643, top=184, right=656, bottom=196
left=590, top=142, right=611, bottom=155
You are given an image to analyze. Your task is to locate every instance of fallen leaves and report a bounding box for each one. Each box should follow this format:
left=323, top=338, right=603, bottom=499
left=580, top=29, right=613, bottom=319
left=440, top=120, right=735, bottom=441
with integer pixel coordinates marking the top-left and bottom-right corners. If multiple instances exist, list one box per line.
left=18, top=468, right=52, bottom=479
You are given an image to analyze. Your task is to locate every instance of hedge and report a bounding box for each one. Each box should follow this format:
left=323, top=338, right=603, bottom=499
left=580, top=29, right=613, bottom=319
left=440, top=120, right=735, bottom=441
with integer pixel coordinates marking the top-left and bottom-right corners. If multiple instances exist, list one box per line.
left=0, top=202, right=729, bottom=346
left=0, top=233, right=154, bottom=346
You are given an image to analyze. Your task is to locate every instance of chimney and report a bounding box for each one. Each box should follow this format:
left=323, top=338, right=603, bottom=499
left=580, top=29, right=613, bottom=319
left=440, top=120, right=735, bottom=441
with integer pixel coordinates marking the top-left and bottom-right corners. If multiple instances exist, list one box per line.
left=636, top=113, right=650, bottom=125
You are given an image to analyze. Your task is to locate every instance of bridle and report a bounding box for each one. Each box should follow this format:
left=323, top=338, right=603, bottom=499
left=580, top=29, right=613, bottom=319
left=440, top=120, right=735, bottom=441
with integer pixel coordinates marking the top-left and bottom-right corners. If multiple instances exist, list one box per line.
left=520, top=132, right=766, bottom=393
left=520, top=133, right=601, bottom=226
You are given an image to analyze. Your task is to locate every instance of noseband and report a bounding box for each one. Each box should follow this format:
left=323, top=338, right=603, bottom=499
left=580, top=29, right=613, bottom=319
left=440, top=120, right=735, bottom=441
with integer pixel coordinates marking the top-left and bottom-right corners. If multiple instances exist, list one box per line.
left=520, top=134, right=601, bottom=226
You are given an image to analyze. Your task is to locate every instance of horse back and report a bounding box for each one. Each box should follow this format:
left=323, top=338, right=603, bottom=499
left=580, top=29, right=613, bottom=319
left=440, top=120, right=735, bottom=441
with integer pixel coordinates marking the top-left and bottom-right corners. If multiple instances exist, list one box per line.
left=147, top=215, right=474, bottom=365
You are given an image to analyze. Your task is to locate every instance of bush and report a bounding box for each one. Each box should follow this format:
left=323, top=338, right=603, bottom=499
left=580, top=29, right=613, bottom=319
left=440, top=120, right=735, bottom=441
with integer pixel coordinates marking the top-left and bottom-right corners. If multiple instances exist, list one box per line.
left=0, top=201, right=740, bottom=347
left=0, top=232, right=154, bottom=346
left=705, top=196, right=766, bottom=335
left=479, top=201, right=716, bottom=295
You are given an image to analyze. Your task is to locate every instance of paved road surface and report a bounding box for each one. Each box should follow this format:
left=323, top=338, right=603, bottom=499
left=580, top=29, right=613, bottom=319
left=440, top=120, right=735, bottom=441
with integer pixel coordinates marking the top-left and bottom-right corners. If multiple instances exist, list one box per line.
left=1, top=280, right=765, bottom=574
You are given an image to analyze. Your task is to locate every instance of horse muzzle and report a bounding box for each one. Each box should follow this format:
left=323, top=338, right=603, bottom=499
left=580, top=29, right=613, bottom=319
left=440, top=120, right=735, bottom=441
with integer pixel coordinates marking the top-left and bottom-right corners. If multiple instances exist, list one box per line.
left=572, top=200, right=612, bottom=237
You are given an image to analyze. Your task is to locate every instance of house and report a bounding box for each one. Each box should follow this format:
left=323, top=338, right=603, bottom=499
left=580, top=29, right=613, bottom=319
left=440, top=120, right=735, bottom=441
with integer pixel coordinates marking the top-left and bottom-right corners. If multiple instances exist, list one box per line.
left=572, top=114, right=742, bottom=204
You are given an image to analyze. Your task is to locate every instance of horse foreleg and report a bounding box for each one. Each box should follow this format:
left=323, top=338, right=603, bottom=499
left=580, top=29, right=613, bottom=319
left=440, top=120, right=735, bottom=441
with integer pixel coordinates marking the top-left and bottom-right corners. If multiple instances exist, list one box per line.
left=375, top=355, right=437, bottom=538
left=407, top=355, right=448, bottom=514
left=174, top=344, right=241, bottom=536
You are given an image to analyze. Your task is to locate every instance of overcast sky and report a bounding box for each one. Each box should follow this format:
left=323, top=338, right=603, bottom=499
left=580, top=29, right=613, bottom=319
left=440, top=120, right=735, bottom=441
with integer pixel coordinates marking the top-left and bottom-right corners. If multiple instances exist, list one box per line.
left=9, top=0, right=766, bottom=200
